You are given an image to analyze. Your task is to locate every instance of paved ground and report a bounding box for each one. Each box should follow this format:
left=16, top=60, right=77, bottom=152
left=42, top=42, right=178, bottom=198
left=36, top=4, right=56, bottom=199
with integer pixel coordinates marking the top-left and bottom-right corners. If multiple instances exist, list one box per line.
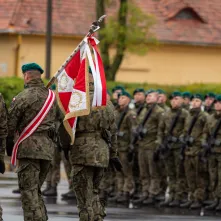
left=1, top=164, right=221, bottom=221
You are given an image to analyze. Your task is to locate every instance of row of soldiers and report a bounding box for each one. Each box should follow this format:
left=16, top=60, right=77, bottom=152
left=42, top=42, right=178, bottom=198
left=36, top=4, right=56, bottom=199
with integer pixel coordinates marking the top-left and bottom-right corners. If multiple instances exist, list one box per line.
left=105, top=85, right=221, bottom=211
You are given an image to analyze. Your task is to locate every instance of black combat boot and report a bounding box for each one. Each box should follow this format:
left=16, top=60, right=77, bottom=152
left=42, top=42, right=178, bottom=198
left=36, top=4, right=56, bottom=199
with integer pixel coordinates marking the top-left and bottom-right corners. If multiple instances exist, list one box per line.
left=215, top=199, right=221, bottom=211
left=12, top=188, right=20, bottom=194
left=169, top=199, right=181, bottom=207
left=155, top=193, right=165, bottom=201
left=108, top=192, right=122, bottom=202
left=42, top=184, right=51, bottom=195
left=43, top=186, right=57, bottom=197
left=205, top=198, right=219, bottom=210
left=117, top=192, right=130, bottom=203
left=180, top=200, right=192, bottom=208
left=159, top=197, right=173, bottom=207
left=190, top=201, right=203, bottom=209
left=133, top=192, right=148, bottom=204
left=61, top=190, right=75, bottom=199
left=143, top=195, right=155, bottom=205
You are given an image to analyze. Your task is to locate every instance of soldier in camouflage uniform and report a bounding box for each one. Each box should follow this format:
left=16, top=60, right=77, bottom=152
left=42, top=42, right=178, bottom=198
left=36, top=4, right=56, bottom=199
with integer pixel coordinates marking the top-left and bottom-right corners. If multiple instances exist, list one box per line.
left=0, top=93, right=8, bottom=221
left=111, top=86, right=125, bottom=107
left=110, top=91, right=136, bottom=203
left=159, top=91, right=189, bottom=207
left=134, top=90, right=164, bottom=204
left=7, top=63, right=59, bottom=221
left=204, top=92, right=216, bottom=115
left=202, top=95, right=221, bottom=211
left=180, top=94, right=208, bottom=209
left=182, top=92, right=192, bottom=110
left=157, top=89, right=170, bottom=112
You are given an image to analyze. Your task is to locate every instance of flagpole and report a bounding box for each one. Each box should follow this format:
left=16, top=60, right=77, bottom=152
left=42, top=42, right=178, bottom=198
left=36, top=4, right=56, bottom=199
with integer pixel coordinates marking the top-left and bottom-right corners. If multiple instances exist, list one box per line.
left=46, top=15, right=106, bottom=89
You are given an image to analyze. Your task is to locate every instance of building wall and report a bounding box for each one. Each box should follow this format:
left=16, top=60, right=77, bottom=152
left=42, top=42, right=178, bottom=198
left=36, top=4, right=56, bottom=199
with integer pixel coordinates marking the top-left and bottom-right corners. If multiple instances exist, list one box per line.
left=1, top=34, right=221, bottom=85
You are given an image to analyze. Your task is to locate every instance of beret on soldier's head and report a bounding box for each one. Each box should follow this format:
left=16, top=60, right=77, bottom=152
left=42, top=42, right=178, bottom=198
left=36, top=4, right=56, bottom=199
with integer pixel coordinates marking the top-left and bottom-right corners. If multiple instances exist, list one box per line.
left=119, top=90, right=131, bottom=99
left=112, top=85, right=125, bottom=93
left=205, top=92, right=216, bottom=99
left=191, top=93, right=203, bottom=101
left=182, top=91, right=192, bottom=98
left=50, top=84, right=56, bottom=91
left=169, top=91, right=182, bottom=99
left=214, top=94, right=221, bottom=103
left=156, top=89, right=166, bottom=94
left=107, top=90, right=111, bottom=96
left=22, top=63, right=44, bottom=74
left=145, top=89, right=156, bottom=96
left=133, top=88, right=145, bottom=95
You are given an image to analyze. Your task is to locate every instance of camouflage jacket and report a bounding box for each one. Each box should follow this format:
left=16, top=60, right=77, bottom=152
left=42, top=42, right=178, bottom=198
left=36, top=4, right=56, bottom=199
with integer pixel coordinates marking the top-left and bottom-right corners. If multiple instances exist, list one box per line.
left=202, top=112, right=221, bottom=153
left=182, top=103, right=190, bottom=111
left=115, top=106, right=136, bottom=152
left=137, top=104, right=164, bottom=149
left=184, top=108, right=208, bottom=155
left=70, top=101, right=117, bottom=168
left=204, top=105, right=215, bottom=115
left=158, top=103, right=170, bottom=112
left=8, top=79, right=58, bottom=160
left=135, top=102, right=145, bottom=117
left=0, top=93, right=8, bottom=160
left=159, top=107, right=189, bottom=149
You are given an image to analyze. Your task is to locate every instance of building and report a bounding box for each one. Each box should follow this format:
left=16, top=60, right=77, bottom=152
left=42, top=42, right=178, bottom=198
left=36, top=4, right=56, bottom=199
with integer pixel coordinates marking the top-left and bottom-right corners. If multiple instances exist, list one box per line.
left=0, top=0, right=221, bottom=84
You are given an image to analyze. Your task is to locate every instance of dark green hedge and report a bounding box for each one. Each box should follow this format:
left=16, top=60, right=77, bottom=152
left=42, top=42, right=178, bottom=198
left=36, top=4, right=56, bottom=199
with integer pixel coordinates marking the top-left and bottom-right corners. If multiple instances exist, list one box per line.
left=1, top=77, right=221, bottom=107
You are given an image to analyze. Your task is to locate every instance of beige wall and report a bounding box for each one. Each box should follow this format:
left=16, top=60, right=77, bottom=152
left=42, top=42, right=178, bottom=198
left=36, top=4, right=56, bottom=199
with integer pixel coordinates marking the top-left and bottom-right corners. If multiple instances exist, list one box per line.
left=1, top=34, right=221, bottom=85
left=117, top=44, right=221, bottom=84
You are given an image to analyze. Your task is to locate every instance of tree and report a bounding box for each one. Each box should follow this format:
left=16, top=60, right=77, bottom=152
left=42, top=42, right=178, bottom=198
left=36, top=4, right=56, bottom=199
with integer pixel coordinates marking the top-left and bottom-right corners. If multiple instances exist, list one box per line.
left=96, top=0, right=157, bottom=81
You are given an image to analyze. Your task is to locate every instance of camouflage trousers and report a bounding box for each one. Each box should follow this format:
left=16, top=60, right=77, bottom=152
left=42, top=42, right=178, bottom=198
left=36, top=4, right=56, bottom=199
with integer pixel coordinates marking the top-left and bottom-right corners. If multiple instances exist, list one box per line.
left=99, top=167, right=115, bottom=194
left=46, top=147, right=72, bottom=189
left=116, top=151, right=135, bottom=194
left=72, top=165, right=105, bottom=221
left=17, top=158, right=51, bottom=221
left=138, top=148, right=162, bottom=196
left=184, top=155, right=207, bottom=201
left=208, top=153, right=221, bottom=199
left=164, top=148, right=187, bottom=200
left=0, top=206, right=2, bottom=221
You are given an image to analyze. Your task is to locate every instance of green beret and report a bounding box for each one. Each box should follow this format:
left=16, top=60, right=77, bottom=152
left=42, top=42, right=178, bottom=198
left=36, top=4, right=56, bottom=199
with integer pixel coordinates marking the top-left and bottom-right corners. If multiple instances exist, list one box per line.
left=215, top=94, right=221, bottom=102
left=182, top=92, right=192, bottom=98
left=50, top=84, right=56, bottom=91
left=112, top=85, right=125, bottom=93
left=145, top=89, right=156, bottom=96
left=119, top=90, right=131, bottom=99
left=191, top=93, right=203, bottom=101
left=205, top=92, right=216, bottom=99
left=133, top=88, right=145, bottom=95
left=22, top=63, right=44, bottom=74
left=169, top=91, right=182, bottom=99
left=107, top=90, right=111, bottom=96
left=156, top=89, right=166, bottom=94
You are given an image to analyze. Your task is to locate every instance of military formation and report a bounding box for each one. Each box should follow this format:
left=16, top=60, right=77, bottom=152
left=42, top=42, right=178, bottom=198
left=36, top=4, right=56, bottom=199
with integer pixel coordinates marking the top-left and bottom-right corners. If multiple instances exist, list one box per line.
left=1, top=63, right=221, bottom=221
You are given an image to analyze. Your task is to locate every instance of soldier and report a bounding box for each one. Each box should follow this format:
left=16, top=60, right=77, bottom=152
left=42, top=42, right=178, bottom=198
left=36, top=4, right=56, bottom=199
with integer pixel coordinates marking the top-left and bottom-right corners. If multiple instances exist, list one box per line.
left=61, top=71, right=121, bottom=221
left=111, top=86, right=125, bottom=107
left=180, top=94, right=208, bottom=209
left=0, top=93, right=7, bottom=221
left=157, top=89, right=170, bottom=112
left=182, top=92, right=192, bottom=110
left=6, top=63, right=59, bottom=221
left=133, top=89, right=164, bottom=204
left=202, top=95, right=221, bottom=211
left=159, top=91, right=189, bottom=207
left=204, top=92, right=216, bottom=115
left=110, top=91, right=136, bottom=203
left=133, top=88, right=145, bottom=113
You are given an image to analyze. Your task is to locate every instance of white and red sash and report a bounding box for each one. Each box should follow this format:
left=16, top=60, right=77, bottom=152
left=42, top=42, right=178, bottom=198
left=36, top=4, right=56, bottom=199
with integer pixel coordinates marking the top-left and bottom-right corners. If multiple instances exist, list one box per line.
left=11, top=89, right=56, bottom=166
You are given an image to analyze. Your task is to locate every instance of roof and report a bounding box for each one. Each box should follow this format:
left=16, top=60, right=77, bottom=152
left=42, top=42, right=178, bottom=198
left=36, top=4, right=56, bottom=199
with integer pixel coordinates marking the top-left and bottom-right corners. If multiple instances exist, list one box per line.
left=1, top=0, right=221, bottom=45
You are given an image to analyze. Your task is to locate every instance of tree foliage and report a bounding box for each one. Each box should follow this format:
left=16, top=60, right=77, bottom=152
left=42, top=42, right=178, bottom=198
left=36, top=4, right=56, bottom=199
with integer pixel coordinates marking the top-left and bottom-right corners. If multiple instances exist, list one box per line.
left=97, top=0, right=157, bottom=80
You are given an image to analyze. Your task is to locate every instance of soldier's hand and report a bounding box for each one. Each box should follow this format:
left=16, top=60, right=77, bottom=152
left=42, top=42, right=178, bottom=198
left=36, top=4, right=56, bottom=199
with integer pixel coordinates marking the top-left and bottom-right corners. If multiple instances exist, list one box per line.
left=6, top=136, right=14, bottom=156
left=109, top=157, right=122, bottom=172
left=0, top=160, right=5, bottom=174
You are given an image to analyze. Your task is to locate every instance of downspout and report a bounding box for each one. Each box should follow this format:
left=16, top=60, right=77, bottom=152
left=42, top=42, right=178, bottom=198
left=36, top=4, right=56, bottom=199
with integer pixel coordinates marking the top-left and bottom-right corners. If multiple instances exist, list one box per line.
left=15, top=34, right=22, bottom=77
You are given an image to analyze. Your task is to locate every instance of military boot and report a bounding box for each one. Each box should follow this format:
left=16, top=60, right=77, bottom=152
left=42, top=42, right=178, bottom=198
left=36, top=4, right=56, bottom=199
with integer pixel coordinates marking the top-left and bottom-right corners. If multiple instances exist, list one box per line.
left=159, top=197, right=173, bottom=207
left=169, top=199, right=181, bottom=207
left=190, top=201, right=203, bottom=209
left=108, top=192, right=122, bottom=202
left=117, top=192, right=130, bottom=203
left=62, top=190, right=75, bottom=199
left=43, top=186, right=57, bottom=197
left=42, top=184, right=51, bottom=195
left=215, top=199, right=221, bottom=211
left=143, top=195, right=155, bottom=205
left=180, top=200, right=192, bottom=208
left=12, top=188, right=20, bottom=194
left=205, top=198, right=218, bottom=210
left=133, top=192, right=148, bottom=204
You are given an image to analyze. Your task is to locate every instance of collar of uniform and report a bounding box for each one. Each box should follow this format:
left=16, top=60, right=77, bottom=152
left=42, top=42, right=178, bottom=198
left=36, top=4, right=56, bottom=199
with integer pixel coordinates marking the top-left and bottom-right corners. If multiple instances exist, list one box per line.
left=190, top=107, right=201, bottom=115
left=135, top=102, right=144, bottom=108
left=214, top=112, right=221, bottom=119
left=171, top=107, right=182, bottom=112
left=26, top=78, right=45, bottom=88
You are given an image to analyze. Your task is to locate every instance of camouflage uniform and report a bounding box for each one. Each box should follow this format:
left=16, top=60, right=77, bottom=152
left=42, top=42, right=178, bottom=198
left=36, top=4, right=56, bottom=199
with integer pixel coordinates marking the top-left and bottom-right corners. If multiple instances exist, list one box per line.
left=69, top=101, right=117, bottom=221
left=115, top=107, right=136, bottom=197
left=183, top=108, right=208, bottom=203
left=0, top=94, right=8, bottom=221
left=159, top=107, right=189, bottom=202
left=159, top=103, right=170, bottom=112
left=137, top=104, right=164, bottom=198
left=8, top=79, right=58, bottom=221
